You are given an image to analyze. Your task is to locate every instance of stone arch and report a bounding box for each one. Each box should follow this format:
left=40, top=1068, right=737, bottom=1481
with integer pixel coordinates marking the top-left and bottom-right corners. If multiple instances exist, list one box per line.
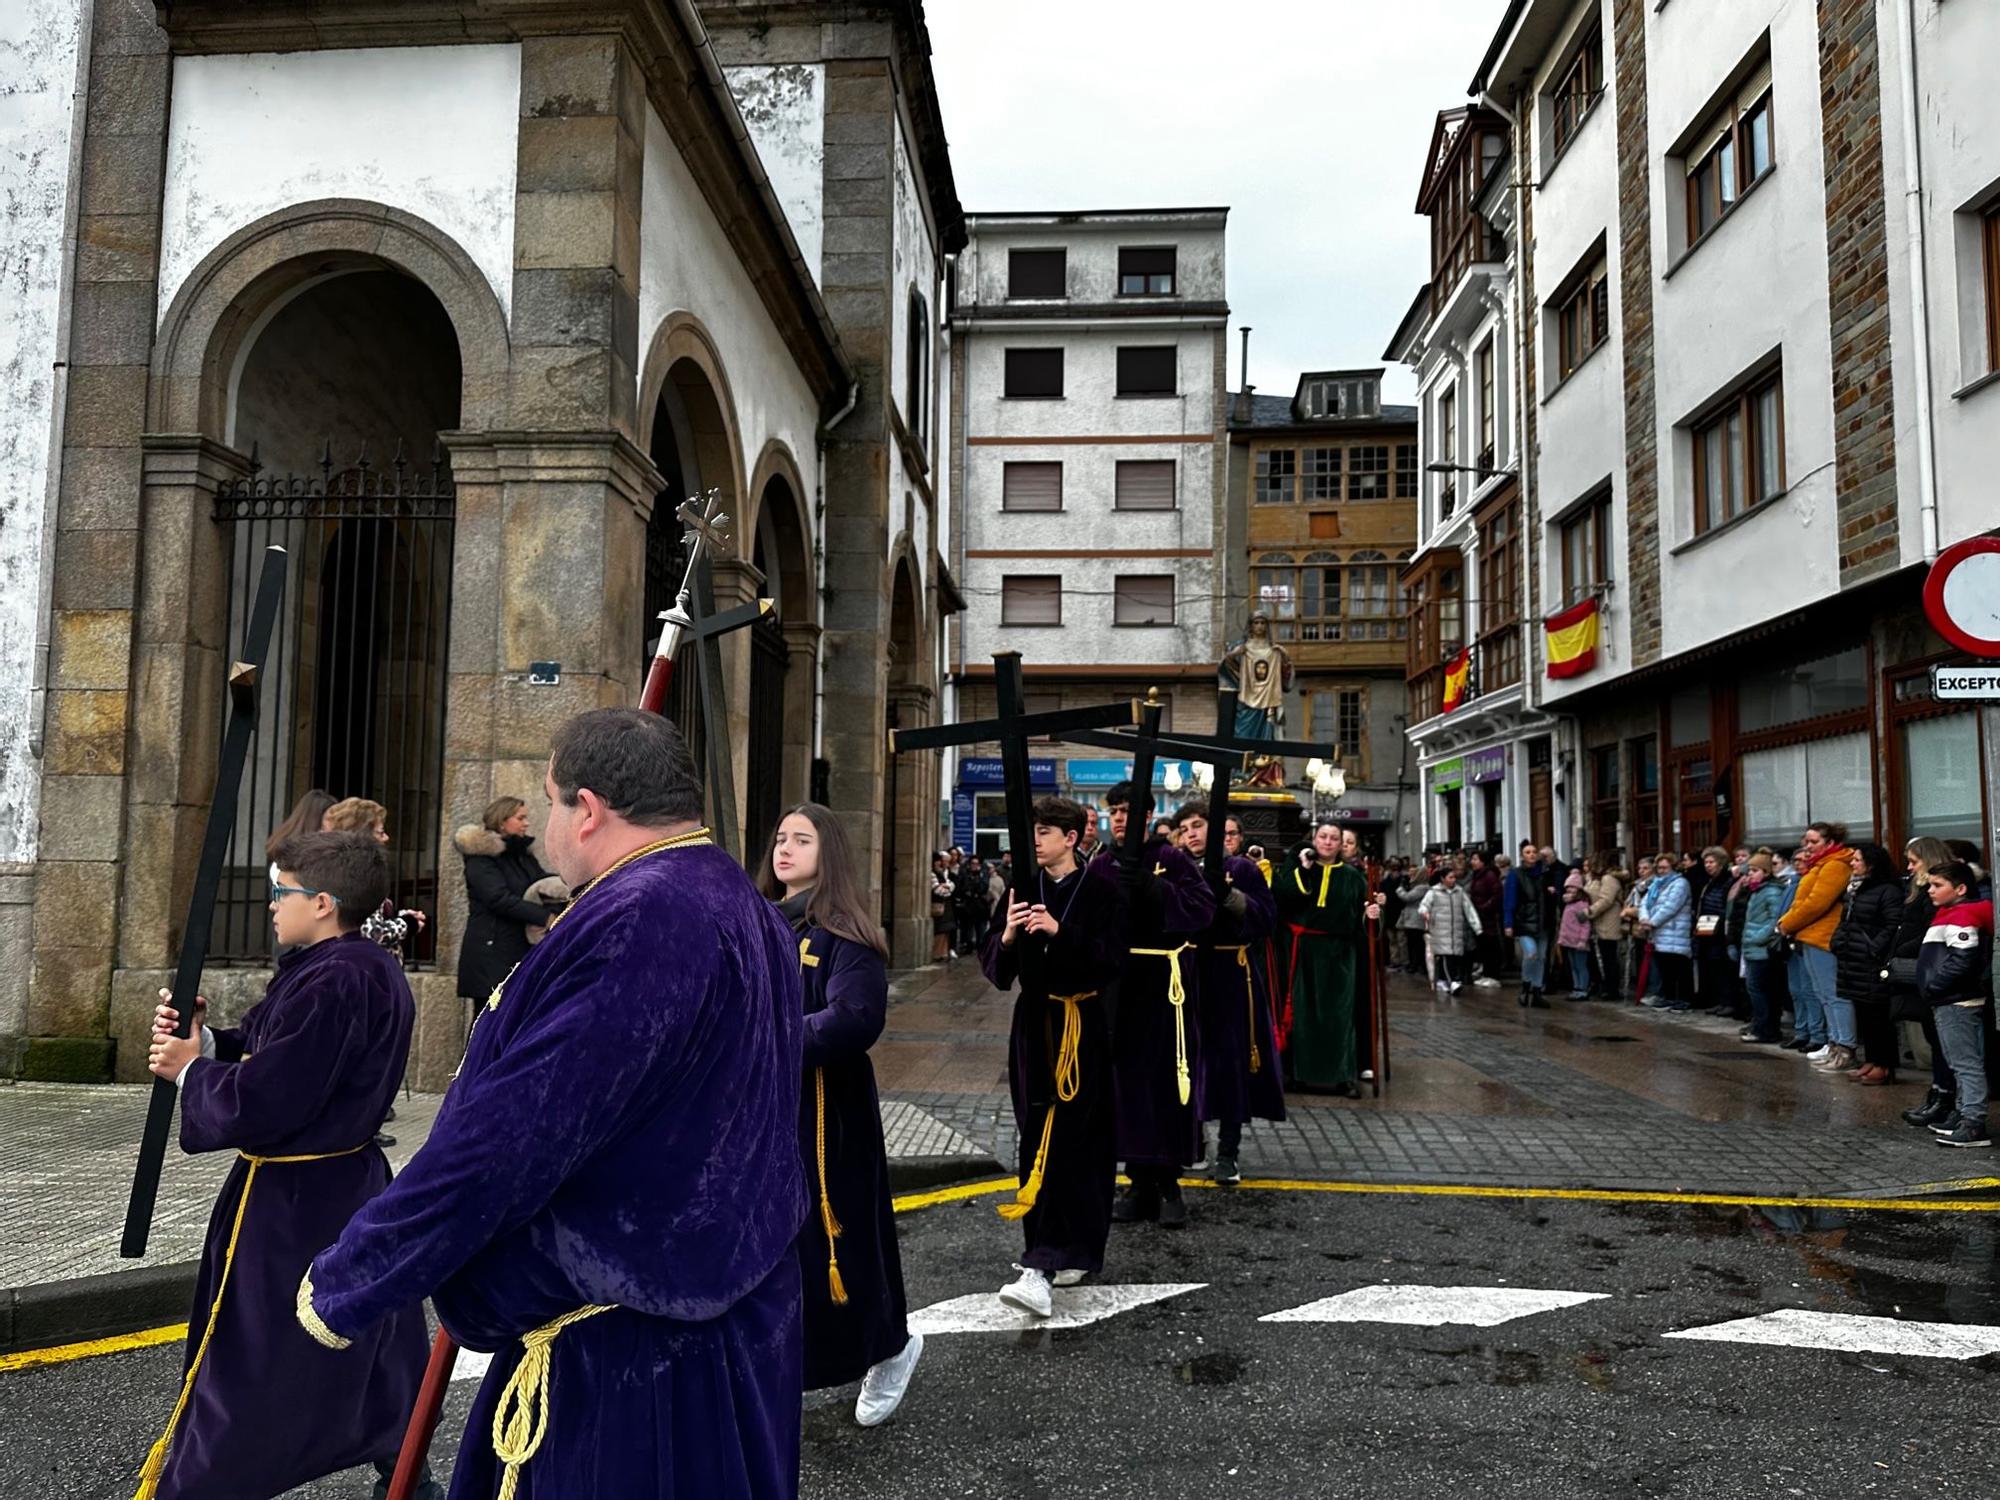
left=149, top=198, right=511, bottom=440
left=743, top=438, right=816, bottom=836
left=638, top=311, right=749, bottom=515
left=882, top=542, right=932, bottom=964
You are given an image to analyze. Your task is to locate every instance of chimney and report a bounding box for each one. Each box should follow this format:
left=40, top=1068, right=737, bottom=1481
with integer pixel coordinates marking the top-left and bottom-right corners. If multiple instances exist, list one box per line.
left=1235, top=325, right=1254, bottom=423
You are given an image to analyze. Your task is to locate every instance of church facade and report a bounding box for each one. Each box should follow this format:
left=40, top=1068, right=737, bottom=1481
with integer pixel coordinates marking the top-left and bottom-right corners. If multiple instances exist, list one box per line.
left=0, top=0, right=963, bottom=1085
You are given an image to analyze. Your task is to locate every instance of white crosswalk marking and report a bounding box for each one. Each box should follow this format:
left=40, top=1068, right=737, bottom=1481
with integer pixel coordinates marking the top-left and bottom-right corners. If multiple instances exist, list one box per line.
left=1260, top=1284, right=1609, bottom=1328
left=909, top=1282, right=1207, bottom=1335
left=1664, top=1309, right=2000, bottom=1360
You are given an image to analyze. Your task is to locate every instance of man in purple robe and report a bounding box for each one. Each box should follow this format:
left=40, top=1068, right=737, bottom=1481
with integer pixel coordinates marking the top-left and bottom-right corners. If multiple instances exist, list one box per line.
left=138, top=830, right=432, bottom=1500
left=1097, top=781, right=1216, bottom=1229
left=298, top=708, right=807, bottom=1499
left=1176, top=805, right=1285, bottom=1186
left=983, top=796, right=1128, bottom=1317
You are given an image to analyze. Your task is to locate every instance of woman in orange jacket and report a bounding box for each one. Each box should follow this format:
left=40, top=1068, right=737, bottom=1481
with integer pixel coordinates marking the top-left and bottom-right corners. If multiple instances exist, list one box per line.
left=1777, top=821, right=1852, bottom=1064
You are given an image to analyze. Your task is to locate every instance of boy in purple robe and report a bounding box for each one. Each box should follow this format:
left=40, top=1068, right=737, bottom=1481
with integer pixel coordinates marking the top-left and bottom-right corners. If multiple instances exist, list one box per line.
left=983, top=795, right=1128, bottom=1318
left=297, top=709, right=808, bottom=1500
left=1097, top=781, right=1216, bottom=1229
left=139, top=830, right=432, bottom=1500
left=1177, top=806, right=1285, bottom=1186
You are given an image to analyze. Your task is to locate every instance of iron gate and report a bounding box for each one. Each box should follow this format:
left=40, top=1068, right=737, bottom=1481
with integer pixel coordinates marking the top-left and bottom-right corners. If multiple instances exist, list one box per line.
left=209, top=447, right=456, bottom=965
left=745, top=614, right=789, bottom=853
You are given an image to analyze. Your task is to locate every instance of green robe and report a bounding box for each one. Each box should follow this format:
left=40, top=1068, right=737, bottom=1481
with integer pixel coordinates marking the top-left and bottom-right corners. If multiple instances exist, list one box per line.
left=1274, top=859, right=1369, bottom=1088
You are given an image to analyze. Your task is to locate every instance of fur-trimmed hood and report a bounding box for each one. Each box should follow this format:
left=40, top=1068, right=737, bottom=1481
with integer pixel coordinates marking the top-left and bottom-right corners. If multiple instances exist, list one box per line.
left=455, top=824, right=506, bottom=857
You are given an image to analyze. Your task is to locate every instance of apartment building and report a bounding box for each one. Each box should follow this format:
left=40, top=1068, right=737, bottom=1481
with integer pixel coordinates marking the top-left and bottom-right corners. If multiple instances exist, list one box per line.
left=1227, top=369, right=1420, bottom=855
left=946, top=210, right=1230, bottom=838
left=1408, top=0, right=2000, bottom=863
left=1386, top=105, right=1553, bottom=854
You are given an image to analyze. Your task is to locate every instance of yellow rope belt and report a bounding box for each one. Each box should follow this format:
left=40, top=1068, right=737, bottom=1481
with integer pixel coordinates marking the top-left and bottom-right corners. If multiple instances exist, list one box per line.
left=999, top=990, right=1093, bottom=1222
left=1131, top=943, right=1196, bottom=1106
left=491, top=1303, right=615, bottom=1500
left=813, top=1067, right=847, bottom=1305
left=134, top=1143, right=370, bottom=1500
left=1215, top=944, right=1261, bottom=1075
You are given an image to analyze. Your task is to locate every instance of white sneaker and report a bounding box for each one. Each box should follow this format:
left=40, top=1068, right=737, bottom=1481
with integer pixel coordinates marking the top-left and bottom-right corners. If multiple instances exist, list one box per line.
left=1051, top=1268, right=1088, bottom=1288
left=1806, top=1045, right=1831, bottom=1061
left=1475, top=977, right=1501, bottom=989
left=854, top=1333, right=923, bottom=1427
left=1450, top=982, right=1463, bottom=994
left=998, top=1268, right=1053, bottom=1319
left=1360, top=1068, right=1375, bottom=1082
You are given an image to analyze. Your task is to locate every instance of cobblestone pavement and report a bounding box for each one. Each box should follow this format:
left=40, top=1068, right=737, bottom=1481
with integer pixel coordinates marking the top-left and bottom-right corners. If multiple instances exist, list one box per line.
left=879, top=959, right=1994, bottom=1201
left=6, top=959, right=1983, bottom=1306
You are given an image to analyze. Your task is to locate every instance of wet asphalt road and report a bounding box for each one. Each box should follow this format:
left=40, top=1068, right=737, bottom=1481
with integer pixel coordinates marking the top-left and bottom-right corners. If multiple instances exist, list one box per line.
left=9, top=1184, right=2000, bottom=1500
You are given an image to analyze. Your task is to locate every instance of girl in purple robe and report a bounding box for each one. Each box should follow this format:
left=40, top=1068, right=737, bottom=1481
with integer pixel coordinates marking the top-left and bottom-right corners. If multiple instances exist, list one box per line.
left=756, top=802, right=923, bottom=1427
left=298, top=709, right=808, bottom=1500
left=138, top=831, right=432, bottom=1500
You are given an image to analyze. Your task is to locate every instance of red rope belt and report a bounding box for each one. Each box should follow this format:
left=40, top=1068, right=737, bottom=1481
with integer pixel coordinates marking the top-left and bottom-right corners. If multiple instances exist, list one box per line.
left=1281, top=923, right=1328, bottom=1053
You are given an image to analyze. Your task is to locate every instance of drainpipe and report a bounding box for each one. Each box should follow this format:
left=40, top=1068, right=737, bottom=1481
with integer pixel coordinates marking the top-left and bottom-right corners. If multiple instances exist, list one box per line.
left=1891, top=0, right=1942, bottom=561
left=29, top=0, right=97, bottom=768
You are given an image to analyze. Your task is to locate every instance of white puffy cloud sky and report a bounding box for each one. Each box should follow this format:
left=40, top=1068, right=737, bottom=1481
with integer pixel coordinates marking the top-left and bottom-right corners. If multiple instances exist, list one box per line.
left=924, top=0, right=1504, bottom=406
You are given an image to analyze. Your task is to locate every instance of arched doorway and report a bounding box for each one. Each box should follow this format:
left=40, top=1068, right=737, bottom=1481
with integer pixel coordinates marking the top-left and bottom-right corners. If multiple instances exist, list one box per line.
left=884, top=556, right=927, bottom=962
left=211, top=267, right=461, bottom=962
left=745, top=469, right=811, bottom=852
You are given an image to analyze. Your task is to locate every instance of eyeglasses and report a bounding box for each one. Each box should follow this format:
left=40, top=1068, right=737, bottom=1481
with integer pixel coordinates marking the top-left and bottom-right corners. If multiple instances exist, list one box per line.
left=270, top=880, right=341, bottom=906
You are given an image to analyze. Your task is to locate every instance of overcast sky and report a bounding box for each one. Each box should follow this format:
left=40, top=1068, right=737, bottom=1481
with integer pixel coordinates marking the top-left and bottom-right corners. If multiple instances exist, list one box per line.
left=925, top=0, right=1502, bottom=407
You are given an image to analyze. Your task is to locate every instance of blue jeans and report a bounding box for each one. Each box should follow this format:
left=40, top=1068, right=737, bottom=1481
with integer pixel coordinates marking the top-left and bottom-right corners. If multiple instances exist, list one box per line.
left=1517, top=934, right=1545, bottom=988
left=1565, top=947, right=1591, bottom=993
left=1743, top=958, right=1781, bottom=1038
left=1792, top=952, right=1832, bottom=1048
left=1934, top=1004, right=1990, bottom=1127
left=1787, top=944, right=1837, bottom=1047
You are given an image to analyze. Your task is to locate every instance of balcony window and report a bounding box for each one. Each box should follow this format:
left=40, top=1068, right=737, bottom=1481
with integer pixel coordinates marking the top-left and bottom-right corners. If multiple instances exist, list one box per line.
left=1253, top=551, right=1343, bottom=642
left=1478, top=496, right=1522, bottom=690
left=1691, top=367, right=1784, bottom=534
left=1559, top=492, right=1611, bottom=606
left=1346, top=549, right=1402, bottom=641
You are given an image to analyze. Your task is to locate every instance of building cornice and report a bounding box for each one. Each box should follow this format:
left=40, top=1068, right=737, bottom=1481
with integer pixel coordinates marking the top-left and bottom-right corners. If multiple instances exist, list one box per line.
left=952, top=302, right=1231, bottom=330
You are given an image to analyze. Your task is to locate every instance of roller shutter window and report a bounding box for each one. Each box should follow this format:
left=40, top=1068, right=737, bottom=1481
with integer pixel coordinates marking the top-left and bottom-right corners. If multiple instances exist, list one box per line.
left=1114, top=460, right=1176, bottom=510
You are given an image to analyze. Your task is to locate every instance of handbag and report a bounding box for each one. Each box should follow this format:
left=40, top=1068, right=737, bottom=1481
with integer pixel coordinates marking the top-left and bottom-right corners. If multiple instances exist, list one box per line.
left=1695, top=915, right=1721, bottom=937
left=1767, top=931, right=1795, bottom=962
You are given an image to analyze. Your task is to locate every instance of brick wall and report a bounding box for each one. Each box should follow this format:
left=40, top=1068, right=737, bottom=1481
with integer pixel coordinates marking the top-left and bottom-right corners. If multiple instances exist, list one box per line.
left=1611, top=0, right=1661, bottom=667
left=1817, top=0, right=1899, bottom=582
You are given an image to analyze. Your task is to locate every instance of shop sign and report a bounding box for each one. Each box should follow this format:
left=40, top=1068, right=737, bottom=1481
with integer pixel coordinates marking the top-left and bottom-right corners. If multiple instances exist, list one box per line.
left=951, top=790, right=975, bottom=850
left=1322, top=806, right=1387, bottom=823
left=959, top=757, right=1059, bottom=787
left=1467, top=746, right=1507, bottom=784
left=1932, top=665, right=2000, bottom=700
left=1065, top=758, right=1194, bottom=788
left=1431, top=758, right=1465, bottom=792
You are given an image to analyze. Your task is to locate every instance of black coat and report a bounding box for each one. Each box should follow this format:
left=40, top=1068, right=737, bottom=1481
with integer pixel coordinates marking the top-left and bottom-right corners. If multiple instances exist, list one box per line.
left=454, top=826, right=552, bottom=1001
left=1693, top=872, right=1734, bottom=959
left=1831, top=877, right=1903, bottom=1009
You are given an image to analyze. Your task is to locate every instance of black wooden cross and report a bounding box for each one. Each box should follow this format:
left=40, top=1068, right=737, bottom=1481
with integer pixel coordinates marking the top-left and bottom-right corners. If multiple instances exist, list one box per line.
left=889, top=652, right=1137, bottom=901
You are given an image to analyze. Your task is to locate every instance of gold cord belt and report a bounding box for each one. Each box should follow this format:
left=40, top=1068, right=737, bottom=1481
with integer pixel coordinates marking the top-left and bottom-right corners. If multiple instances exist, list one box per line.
left=796, top=938, right=848, bottom=1306
left=1000, top=990, right=1094, bottom=1221
left=1215, top=943, right=1261, bottom=1075
left=491, top=1304, right=615, bottom=1500
left=137, top=1144, right=370, bottom=1499
left=1130, top=943, right=1196, bottom=1105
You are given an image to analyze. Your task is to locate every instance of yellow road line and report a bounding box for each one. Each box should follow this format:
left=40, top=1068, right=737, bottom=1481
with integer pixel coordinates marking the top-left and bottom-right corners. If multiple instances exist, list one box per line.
left=12, top=1174, right=1994, bottom=1377
left=0, top=1322, right=188, bottom=1374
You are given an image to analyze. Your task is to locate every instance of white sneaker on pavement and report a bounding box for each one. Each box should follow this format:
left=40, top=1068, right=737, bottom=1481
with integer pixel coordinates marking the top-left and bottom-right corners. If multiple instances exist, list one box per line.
left=1807, top=1045, right=1831, bottom=1062
left=998, top=1267, right=1053, bottom=1318
left=854, top=1333, right=923, bottom=1427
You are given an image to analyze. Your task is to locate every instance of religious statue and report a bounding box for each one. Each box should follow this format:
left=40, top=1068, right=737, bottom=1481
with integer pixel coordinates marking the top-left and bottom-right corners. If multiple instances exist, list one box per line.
left=1218, top=612, right=1294, bottom=741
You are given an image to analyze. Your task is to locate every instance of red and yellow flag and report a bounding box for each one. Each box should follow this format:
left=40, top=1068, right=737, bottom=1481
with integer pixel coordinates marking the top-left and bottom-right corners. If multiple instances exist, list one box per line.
left=1544, top=596, right=1600, bottom=679
left=1442, top=648, right=1471, bottom=712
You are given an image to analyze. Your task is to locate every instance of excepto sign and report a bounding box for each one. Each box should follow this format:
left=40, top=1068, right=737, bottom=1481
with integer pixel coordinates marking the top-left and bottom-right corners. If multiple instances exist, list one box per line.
left=1932, top=665, right=2000, bottom=700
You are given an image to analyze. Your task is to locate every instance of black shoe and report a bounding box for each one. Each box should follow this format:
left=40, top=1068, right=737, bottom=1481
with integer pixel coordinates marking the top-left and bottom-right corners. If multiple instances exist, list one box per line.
left=1929, top=1109, right=1965, bottom=1136
left=1740, top=1026, right=1780, bottom=1043
left=1517, top=988, right=1530, bottom=1009
left=1528, top=989, right=1550, bottom=1009
left=1904, top=1089, right=1954, bottom=1127
left=1936, top=1120, right=1992, bottom=1148
left=1158, top=1184, right=1189, bottom=1229
left=373, top=1133, right=397, bottom=1149
left=1112, top=1185, right=1159, bottom=1224
left=1213, top=1155, right=1241, bottom=1185
left=1783, top=1035, right=1812, bottom=1052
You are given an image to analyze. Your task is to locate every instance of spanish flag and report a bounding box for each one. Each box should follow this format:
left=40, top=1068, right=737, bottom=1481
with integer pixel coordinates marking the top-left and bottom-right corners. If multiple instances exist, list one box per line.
left=1544, top=596, right=1600, bottom=679
left=1442, top=648, right=1471, bottom=712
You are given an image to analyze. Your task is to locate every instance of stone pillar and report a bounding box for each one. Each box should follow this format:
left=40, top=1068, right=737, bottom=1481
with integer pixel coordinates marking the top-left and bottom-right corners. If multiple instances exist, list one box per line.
left=20, top=0, right=173, bottom=1082
left=780, top=619, right=821, bottom=809
left=887, top=681, right=935, bottom=967
left=817, top=57, right=897, bottom=928
left=1610, top=0, right=1662, bottom=668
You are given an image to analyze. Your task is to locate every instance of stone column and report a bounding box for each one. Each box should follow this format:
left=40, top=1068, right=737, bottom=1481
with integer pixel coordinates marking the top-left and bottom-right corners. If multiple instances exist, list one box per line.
left=887, top=681, right=935, bottom=966
left=781, top=619, right=821, bottom=809
left=21, top=0, right=173, bottom=1082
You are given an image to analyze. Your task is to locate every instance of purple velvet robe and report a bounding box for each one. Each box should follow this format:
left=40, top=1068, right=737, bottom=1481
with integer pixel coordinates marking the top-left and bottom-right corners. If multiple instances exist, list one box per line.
left=791, top=921, right=908, bottom=1390
left=155, top=932, right=428, bottom=1500
left=982, top=858, right=1126, bottom=1274
left=1099, top=842, right=1216, bottom=1169
left=304, top=845, right=808, bottom=1500
left=1195, top=855, right=1287, bottom=1128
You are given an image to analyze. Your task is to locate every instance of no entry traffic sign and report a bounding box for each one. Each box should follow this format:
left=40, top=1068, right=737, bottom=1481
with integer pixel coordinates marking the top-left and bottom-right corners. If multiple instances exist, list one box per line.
left=1923, top=535, right=2000, bottom=658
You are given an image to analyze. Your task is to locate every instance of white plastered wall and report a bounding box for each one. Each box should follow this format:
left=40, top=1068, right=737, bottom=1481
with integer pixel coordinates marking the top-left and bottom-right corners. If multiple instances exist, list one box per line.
left=724, top=62, right=825, bottom=288
left=157, top=45, right=522, bottom=325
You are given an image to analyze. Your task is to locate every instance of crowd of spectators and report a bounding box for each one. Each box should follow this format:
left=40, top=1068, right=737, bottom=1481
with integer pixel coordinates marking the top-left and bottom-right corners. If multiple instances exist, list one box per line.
left=1378, top=827, right=1997, bottom=1147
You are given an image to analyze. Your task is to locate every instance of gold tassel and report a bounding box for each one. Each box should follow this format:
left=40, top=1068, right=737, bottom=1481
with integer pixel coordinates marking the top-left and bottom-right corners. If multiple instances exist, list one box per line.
left=998, top=994, right=1087, bottom=1221
left=1224, top=945, right=1262, bottom=1074
left=813, top=1068, right=847, bottom=1304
